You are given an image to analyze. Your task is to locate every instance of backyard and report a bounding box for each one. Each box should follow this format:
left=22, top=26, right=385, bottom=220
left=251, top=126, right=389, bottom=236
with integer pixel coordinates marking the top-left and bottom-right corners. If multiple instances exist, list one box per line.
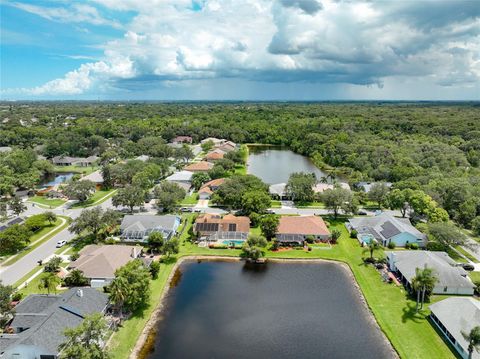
left=107, top=216, right=456, bottom=359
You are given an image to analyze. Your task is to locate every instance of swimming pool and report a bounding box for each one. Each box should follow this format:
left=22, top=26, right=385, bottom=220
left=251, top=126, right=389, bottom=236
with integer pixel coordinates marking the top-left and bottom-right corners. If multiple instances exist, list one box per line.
left=222, top=240, right=245, bottom=247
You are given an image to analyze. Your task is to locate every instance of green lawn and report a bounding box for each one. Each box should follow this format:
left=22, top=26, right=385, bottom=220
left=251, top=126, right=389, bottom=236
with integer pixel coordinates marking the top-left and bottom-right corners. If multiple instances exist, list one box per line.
left=1, top=217, right=68, bottom=266
left=71, top=189, right=116, bottom=208
left=270, top=200, right=281, bottom=208
left=446, top=247, right=468, bottom=263
left=107, top=217, right=456, bottom=359
left=295, top=201, right=325, bottom=208
left=469, top=271, right=480, bottom=284
left=28, top=196, right=66, bottom=208
left=454, top=245, right=479, bottom=263
left=180, top=192, right=198, bottom=206
left=54, top=165, right=99, bottom=175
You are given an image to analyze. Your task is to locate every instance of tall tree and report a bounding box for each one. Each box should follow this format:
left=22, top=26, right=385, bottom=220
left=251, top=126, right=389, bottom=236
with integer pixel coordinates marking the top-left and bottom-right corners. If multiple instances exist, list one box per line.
left=147, top=232, right=164, bottom=253
left=38, top=273, right=60, bottom=295
left=241, top=234, right=268, bottom=261
left=462, top=326, right=480, bottom=359
left=69, top=208, right=120, bottom=240
left=241, top=190, right=271, bottom=215
left=191, top=172, right=211, bottom=190
left=362, top=240, right=380, bottom=260
left=59, top=313, right=110, bottom=359
left=321, top=187, right=354, bottom=218
left=286, top=172, right=316, bottom=202
left=112, top=185, right=145, bottom=213
left=154, top=181, right=186, bottom=212
left=368, top=182, right=390, bottom=207
left=9, top=197, right=26, bottom=216
left=260, top=215, right=279, bottom=240
left=0, top=281, right=14, bottom=327
left=411, top=266, right=438, bottom=312
left=386, top=189, right=410, bottom=217
left=64, top=180, right=96, bottom=202
left=44, top=211, right=57, bottom=226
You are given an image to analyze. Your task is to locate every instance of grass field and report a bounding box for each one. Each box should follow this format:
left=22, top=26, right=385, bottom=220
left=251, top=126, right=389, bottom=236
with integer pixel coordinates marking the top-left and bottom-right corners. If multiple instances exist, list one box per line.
left=71, top=189, right=116, bottom=208
left=296, top=201, right=326, bottom=208
left=28, top=196, right=66, bottom=208
left=54, top=165, right=99, bottom=175
left=454, top=245, right=479, bottom=263
left=180, top=192, right=198, bottom=206
left=469, top=271, right=480, bottom=284
left=107, top=217, right=457, bottom=359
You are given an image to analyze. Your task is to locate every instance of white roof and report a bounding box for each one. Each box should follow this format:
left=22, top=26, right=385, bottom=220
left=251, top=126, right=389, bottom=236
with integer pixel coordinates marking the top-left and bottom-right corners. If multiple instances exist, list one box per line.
left=166, top=170, right=193, bottom=182
left=430, top=297, right=480, bottom=358
left=388, top=251, right=475, bottom=290
left=269, top=183, right=287, bottom=196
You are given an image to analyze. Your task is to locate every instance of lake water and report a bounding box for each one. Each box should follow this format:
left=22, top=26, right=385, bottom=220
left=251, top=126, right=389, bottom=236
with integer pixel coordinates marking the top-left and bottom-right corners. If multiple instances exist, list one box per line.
left=38, top=172, right=74, bottom=187
left=247, top=146, right=327, bottom=184
left=146, top=260, right=394, bottom=359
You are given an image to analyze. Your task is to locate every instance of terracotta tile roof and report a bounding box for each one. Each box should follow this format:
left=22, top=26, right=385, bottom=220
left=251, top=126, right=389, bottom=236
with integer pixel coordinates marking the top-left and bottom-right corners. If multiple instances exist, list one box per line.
left=202, top=178, right=226, bottom=188
left=195, top=213, right=250, bottom=234
left=184, top=161, right=214, bottom=172
left=205, top=151, right=224, bottom=160
left=277, top=216, right=330, bottom=236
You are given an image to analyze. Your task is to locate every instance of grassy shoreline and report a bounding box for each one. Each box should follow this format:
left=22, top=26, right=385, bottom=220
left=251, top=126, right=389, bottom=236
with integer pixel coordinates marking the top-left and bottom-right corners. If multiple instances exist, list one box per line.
left=107, top=217, right=456, bottom=359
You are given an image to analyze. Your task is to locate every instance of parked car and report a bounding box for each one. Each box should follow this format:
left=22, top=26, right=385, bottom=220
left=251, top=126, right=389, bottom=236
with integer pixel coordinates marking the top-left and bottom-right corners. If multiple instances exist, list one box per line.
left=180, top=207, right=192, bottom=212
left=56, top=240, right=67, bottom=248
left=265, top=209, right=275, bottom=214
left=357, top=210, right=368, bottom=215
left=462, top=263, right=474, bottom=271
left=193, top=208, right=202, bottom=213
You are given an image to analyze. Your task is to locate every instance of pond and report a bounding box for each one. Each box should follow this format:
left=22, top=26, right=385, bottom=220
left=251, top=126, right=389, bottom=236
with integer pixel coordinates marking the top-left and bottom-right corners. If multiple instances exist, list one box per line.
left=146, top=260, right=394, bottom=359
left=38, top=172, right=74, bottom=187
left=247, top=146, right=328, bottom=184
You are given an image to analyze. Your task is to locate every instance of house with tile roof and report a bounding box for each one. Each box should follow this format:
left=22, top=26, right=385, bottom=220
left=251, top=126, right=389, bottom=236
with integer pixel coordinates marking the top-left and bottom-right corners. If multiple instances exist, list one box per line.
left=184, top=161, right=214, bottom=172
left=276, top=216, right=330, bottom=245
left=198, top=178, right=226, bottom=200
left=430, top=297, right=480, bottom=359
left=205, top=149, right=226, bottom=162
left=0, top=288, right=109, bottom=359
left=194, top=213, right=250, bottom=242
left=348, top=212, right=427, bottom=247
left=387, top=251, right=475, bottom=295
left=68, top=244, right=144, bottom=287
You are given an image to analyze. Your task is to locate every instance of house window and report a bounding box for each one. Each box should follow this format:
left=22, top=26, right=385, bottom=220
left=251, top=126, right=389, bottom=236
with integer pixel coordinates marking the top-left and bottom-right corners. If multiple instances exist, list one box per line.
left=443, top=286, right=448, bottom=292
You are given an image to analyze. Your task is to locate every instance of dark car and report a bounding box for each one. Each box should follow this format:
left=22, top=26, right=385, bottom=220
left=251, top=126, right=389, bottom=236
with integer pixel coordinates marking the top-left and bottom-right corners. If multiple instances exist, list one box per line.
left=462, top=263, right=474, bottom=271
left=357, top=210, right=368, bottom=215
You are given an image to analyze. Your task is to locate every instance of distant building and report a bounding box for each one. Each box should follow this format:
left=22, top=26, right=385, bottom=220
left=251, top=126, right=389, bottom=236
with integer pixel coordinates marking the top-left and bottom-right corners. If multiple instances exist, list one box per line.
left=269, top=183, right=289, bottom=200
left=276, top=216, right=330, bottom=245
left=172, top=136, right=193, bottom=144
left=52, top=155, right=98, bottom=167
left=348, top=212, right=427, bottom=247
left=184, top=161, right=214, bottom=172
left=194, top=213, right=250, bottom=242
left=165, top=170, right=193, bottom=191
left=80, top=170, right=104, bottom=188
left=355, top=181, right=392, bottom=193
left=0, top=146, right=12, bottom=153
left=69, top=244, right=143, bottom=287
left=312, top=182, right=350, bottom=194
left=205, top=149, right=226, bottom=162
left=119, top=214, right=181, bottom=243
left=201, top=137, right=224, bottom=146
left=430, top=297, right=480, bottom=359
left=0, top=217, right=24, bottom=232
left=387, top=251, right=475, bottom=295
left=1, top=288, right=109, bottom=359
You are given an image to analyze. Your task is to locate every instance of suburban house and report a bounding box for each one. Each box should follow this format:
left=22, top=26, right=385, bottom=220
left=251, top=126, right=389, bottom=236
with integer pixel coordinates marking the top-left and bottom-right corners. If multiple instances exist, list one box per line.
left=347, top=212, right=427, bottom=247
left=0, top=288, right=109, bottom=359
left=172, top=136, right=193, bottom=144
left=194, top=213, right=250, bottom=242
left=387, top=251, right=475, bottom=295
left=165, top=170, right=193, bottom=191
left=52, top=155, right=98, bottom=167
left=68, top=244, right=144, bottom=287
left=216, top=141, right=236, bottom=153
left=276, top=216, right=331, bottom=245
left=80, top=170, right=104, bottom=188
left=201, top=137, right=225, bottom=146
left=119, top=214, right=181, bottom=242
left=429, top=297, right=480, bottom=359
left=355, top=181, right=393, bottom=193
left=198, top=178, right=225, bottom=200
left=312, top=182, right=351, bottom=194
left=269, top=183, right=289, bottom=200
left=184, top=161, right=214, bottom=172
left=0, top=146, right=12, bottom=153
left=205, top=149, right=225, bottom=162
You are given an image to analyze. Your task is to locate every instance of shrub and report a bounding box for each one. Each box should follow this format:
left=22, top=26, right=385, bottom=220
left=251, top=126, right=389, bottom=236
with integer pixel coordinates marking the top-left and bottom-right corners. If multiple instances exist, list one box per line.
left=70, top=253, right=80, bottom=261
left=149, top=261, right=160, bottom=279
left=249, top=212, right=261, bottom=227
left=305, top=235, right=315, bottom=244
left=307, top=246, right=312, bottom=251
left=409, top=243, right=419, bottom=250
left=426, top=241, right=446, bottom=251
left=350, top=229, right=358, bottom=239
left=387, top=242, right=396, bottom=249
left=44, top=256, right=62, bottom=273
left=271, top=241, right=280, bottom=251
left=363, top=257, right=376, bottom=264
left=12, top=292, right=22, bottom=301
left=63, top=269, right=89, bottom=287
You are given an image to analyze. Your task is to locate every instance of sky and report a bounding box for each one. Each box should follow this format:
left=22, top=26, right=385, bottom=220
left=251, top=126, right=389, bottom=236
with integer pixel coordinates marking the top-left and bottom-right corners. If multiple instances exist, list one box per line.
left=1, top=0, right=479, bottom=101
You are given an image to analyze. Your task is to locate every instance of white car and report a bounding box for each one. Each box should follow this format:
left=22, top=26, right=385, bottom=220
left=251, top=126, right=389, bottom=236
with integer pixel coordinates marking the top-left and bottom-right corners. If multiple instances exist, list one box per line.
left=56, top=240, right=67, bottom=248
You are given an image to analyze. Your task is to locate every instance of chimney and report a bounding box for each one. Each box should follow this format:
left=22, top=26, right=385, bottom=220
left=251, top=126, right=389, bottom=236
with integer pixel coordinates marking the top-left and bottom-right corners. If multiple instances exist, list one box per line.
left=77, top=289, right=83, bottom=298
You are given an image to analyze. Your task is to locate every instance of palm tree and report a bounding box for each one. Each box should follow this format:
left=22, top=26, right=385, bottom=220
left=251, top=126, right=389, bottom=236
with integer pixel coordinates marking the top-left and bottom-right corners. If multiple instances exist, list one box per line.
left=363, top=240, right=380, bottom=260
left=462, top=326, right=480, bottom=359
left=109, top=276, right=128, bottom=315
left=38, top=273, right=60, bottom=295
left=411, top=266, right=438, bottom=312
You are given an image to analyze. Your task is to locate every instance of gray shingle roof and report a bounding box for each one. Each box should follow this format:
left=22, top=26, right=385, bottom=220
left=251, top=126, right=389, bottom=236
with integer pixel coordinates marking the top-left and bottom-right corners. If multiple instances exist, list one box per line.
left=387, top=251, right=475, bottom=290
left=165, top=170, right=193, bottom=182
left=430, top=297, right=480, bottom=359
left=120, top=214, right=180, bottom=241
left=349, top=212, right=426, bottom=243
left=2, top=288, right=108, bottom=357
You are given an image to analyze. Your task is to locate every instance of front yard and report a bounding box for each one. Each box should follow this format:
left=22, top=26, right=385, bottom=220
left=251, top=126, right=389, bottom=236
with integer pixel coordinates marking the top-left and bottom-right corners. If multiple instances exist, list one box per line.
left=107, top=217, right=456, bottom=359
left=28, top=196, right=66, bottom=209
left=71, top=189, right=116, bottom=208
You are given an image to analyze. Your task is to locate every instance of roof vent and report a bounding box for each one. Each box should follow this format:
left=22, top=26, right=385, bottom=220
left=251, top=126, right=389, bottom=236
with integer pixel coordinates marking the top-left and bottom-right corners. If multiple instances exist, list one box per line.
left=77, top=289, right=83, bottom=297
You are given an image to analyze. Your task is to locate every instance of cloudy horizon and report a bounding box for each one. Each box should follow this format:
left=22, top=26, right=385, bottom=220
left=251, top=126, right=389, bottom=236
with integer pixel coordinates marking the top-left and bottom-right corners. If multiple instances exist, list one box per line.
left=1, top=0, right=479, bottom=100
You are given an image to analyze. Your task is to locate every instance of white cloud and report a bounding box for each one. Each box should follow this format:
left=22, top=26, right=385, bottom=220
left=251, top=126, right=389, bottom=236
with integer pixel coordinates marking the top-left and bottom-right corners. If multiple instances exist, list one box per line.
left=4, top=0, right=480, bottom=97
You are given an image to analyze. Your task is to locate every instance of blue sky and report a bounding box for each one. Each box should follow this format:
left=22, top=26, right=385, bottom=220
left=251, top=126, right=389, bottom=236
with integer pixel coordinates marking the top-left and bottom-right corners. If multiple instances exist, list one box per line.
left=1, top=0, right=479, bottom=100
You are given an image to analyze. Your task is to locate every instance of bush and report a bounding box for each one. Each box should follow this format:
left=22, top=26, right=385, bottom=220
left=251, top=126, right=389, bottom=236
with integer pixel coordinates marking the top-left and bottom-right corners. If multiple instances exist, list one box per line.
left=408, top=243, right=419, bottom=250
left=12, top=292, right=22, bottom=301
left=305, top=235, right=315, bottom=244
left=149, top=261, right=160, bottom=279
left=271, top=241, right=280, bottom=251
left=63, top=269, right=89, bottom=287
left=70, top=252, right=80, bottom=261
left=350, top=229, right=358, bottom=239
left=363, top=257, right=376, bottom=264
left=387, top=242, right=396, bottom=249
left=249, top=212, right=261, bottom=227
left=44, top=256, right=62, bottom=273
left=426, top=241, right=446, bottom=251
